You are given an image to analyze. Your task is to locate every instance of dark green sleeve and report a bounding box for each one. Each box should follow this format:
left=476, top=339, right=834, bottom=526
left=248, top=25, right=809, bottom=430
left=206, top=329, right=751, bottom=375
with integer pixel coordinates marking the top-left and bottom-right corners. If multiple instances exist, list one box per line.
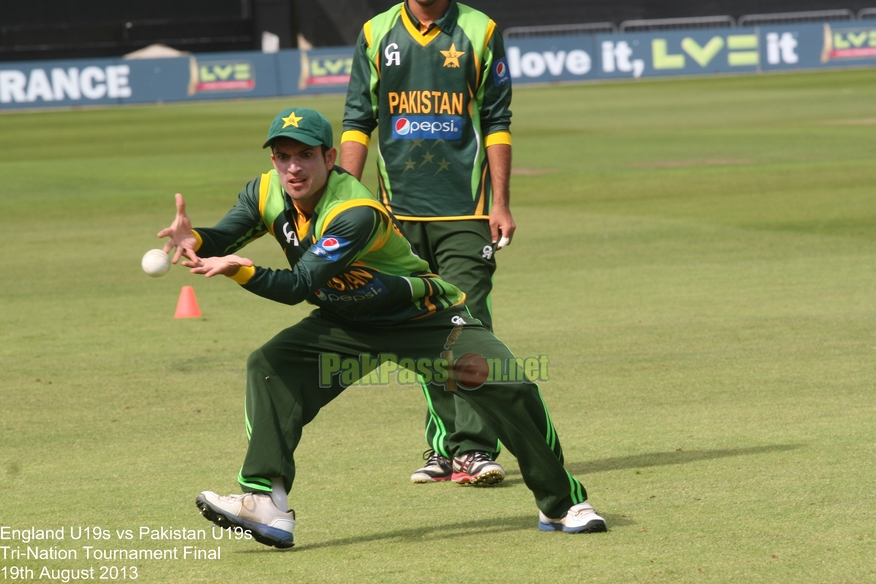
left=241, top=206, right=385, bottom=306
left=479, top=28, right=512, bottom=136
left=342, top=28, right=378, bottom=136
left=194, top=177, right=267, bottom=257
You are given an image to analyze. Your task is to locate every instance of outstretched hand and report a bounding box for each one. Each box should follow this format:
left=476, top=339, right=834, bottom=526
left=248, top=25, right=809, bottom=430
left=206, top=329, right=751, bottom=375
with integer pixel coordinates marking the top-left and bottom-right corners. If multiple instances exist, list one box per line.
left=182, top=255, right=254, bottom=278
left=157, top=193, right=199, bottom=264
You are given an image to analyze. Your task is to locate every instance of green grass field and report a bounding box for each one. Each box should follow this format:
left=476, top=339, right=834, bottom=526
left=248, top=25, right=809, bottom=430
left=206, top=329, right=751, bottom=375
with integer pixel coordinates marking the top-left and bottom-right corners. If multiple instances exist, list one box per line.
left=2, top=68, right=875, bottom=583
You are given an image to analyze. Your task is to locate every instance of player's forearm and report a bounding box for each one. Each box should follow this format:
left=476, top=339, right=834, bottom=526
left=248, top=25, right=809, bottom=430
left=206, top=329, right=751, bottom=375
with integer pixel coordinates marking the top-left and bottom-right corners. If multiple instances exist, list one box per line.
left=339, top=140, right=369, bottom=181
left=486, top=143, right=512, bottom=209
left=237, top=266, right=317, bottom=306
left=235, top=206, right=384, bottom=306
left=192, top=181, right=265, bottom=257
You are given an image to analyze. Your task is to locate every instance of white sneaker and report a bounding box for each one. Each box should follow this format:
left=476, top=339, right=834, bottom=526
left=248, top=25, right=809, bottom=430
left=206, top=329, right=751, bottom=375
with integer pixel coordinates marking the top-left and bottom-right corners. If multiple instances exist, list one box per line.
left=196, top=491, right=295, bottom=548
left=538, top=502, right=607, bottom=534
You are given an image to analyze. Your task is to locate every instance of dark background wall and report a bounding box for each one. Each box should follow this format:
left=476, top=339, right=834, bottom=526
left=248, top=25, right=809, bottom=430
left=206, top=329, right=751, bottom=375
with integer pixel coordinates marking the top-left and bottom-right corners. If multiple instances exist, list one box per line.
left=2, top=0, right=873, bottom=62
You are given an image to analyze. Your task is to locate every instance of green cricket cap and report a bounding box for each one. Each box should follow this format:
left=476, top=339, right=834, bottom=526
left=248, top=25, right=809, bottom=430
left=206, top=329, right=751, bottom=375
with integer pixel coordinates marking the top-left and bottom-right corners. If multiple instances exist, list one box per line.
left=263, top=107, right=333, bottom=149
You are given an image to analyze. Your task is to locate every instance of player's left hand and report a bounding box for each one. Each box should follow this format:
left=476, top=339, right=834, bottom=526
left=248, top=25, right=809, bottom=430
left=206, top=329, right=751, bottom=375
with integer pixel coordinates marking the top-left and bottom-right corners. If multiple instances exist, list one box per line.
left=182, top=254, right=254, bottom=278
left=489, top=205, right=516, bottom=250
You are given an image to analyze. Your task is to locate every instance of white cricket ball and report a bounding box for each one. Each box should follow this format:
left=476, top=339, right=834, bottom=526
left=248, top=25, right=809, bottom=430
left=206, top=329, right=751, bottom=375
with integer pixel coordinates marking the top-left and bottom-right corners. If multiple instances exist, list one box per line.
left=141, top=249, right=171, bottom=277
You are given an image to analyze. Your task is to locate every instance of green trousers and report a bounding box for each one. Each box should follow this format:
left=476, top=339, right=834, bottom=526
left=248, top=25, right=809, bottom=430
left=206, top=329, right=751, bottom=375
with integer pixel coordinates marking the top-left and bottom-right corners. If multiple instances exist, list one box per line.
left=238, top=306, right=587, bottom=519
left=399, top=219, right=501, bottom=459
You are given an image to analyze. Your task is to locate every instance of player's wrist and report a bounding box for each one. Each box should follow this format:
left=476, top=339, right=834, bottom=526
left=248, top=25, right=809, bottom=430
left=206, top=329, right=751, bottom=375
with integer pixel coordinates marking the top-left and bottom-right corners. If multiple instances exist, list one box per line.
left=227, top=264, right=256, bottom=284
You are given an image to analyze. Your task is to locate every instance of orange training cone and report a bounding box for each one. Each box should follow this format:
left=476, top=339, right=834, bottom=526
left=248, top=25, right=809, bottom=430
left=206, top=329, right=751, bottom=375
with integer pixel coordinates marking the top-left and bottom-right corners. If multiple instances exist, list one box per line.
left=174, top=285, right=202, bottom=318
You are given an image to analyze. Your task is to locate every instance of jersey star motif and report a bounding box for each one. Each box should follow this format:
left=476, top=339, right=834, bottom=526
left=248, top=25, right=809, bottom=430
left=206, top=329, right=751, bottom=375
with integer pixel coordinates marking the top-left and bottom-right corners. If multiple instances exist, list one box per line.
left=282, top=112, right=303, bottom=128
left=434, top=159, right=450, bottom=175
left=440, top=43, right=465, bottom=68
left=403, top=158, right=417, bottom=173
left=420, top=152, right=435, bottom=166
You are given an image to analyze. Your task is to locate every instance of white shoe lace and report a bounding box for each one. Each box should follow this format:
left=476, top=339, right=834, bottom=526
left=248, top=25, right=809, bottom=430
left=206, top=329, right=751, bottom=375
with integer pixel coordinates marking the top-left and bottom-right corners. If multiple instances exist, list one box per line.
left=423, top=449, right=450, bottom=467
left=457, top=451, right=497, bottom=473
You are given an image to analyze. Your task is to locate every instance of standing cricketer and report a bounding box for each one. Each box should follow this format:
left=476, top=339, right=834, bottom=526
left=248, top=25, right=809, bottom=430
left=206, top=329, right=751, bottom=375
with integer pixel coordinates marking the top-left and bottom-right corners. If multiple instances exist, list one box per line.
left=341, top=0, right=514, bottom=487
left=158, top=107, right=605, bottom=548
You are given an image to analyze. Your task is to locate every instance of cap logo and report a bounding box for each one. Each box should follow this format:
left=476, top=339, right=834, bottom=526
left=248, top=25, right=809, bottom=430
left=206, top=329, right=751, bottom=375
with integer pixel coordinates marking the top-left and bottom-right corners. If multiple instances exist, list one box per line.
left=282, top=112, right=303, bottom=128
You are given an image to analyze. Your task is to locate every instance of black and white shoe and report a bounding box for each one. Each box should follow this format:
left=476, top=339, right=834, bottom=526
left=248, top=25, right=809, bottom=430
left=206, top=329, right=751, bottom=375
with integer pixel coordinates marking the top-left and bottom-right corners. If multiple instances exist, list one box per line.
left=410, top=450, right=453, bottom=483
left=452, top=452, right=505, bottom=486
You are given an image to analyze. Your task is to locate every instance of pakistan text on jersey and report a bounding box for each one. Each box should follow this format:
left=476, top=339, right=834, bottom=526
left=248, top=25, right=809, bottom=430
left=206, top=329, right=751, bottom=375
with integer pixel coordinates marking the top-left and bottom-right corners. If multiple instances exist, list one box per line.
left=387, top=91, right=464, bottom=115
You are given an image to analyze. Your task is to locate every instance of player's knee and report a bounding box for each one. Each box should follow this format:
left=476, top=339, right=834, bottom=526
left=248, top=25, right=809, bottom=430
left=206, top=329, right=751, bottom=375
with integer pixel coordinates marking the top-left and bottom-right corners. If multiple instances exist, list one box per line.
left=247, top=347, right=272, bottom=375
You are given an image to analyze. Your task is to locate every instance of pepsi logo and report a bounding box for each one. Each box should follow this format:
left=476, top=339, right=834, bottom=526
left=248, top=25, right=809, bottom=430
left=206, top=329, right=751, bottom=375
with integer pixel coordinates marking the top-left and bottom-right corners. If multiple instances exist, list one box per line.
left=496, top=62, right=506, bottom=77
left=322, top=237, right=340, bottom=251
left=395, top=117, right=411, bottom=136
left=390, top=115, right=462, bottom=140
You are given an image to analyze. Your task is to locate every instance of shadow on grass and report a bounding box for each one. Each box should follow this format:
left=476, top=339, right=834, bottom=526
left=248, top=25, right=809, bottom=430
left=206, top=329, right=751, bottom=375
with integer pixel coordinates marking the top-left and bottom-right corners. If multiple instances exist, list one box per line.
left=235, top=445, right=802, bottom=552
left=236, top=514, right=537, bottom=553
left=568, top=443, right=804, bottom=475
left=501, top=443, right=805, bottom=483
left=234, top=512, right=640, bottom=553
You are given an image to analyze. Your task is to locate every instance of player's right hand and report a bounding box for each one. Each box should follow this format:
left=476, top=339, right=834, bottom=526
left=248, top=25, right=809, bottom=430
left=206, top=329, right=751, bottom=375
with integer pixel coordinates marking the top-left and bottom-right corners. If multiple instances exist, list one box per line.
left=158, top=193, right=200, bottom=264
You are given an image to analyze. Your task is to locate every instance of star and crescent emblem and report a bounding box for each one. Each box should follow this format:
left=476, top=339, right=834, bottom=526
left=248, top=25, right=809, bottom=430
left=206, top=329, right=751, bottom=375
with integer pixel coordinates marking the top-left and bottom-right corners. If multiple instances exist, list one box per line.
left=440, top=43, right=464, bottom=68
left=282, top=112, right=303, bottom=128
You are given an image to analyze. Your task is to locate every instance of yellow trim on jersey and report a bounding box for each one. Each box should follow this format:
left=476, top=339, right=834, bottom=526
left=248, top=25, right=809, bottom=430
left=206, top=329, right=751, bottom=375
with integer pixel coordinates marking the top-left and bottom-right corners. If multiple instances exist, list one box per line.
left=319, top=199, right=390, bottom=237
left=341, top=129, right=371, bottom=147
left=401, top=7, right=442, bottom=46
left=485, top=131, right=512, bottom=147
left=471, top=20, right=498, bottom=87
left=319, top=198, right=395, bottom=254
left=484, top=20, right=497, bottom=59
left=363, top=20, right=373, bottom=48
left=421, top=278, right=437, bottom=317
left=474, top=163, right=488, bottom=216
left=393, top=214, right=490, bottom=221
left=292, top=212, right=311, bottom=242
left=228, top=265, right=256, bottom=285
left=470, top=20, right=497, bottom=88
left=192, top=230, right=203, bottom=251
left=257, top=171, right=275, bottom=235
left=377, top=173, right=392, bottom=211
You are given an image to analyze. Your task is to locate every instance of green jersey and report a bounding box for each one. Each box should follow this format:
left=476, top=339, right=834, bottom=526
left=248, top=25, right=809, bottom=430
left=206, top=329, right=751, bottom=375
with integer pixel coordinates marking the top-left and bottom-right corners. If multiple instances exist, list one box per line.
left=342, top=0, right=512, bottom=221
left=192, top=167, right=465, bottom=325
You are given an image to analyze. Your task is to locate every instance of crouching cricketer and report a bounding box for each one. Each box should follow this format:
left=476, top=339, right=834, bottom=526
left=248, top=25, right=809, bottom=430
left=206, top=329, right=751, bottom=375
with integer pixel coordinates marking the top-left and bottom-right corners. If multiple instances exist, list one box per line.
left=157, top=107, right=606, bottom=548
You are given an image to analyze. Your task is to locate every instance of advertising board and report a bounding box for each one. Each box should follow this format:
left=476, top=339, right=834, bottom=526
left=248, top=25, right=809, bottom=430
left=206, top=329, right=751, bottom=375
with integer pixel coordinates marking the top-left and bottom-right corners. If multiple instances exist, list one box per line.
left=2, top=21, right=875, bottom=111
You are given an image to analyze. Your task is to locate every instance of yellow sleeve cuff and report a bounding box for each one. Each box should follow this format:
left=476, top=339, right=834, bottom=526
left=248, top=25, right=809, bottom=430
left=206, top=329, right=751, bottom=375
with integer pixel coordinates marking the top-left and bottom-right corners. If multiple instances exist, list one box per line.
left=341, top=130, right=371, bottom=147
left=192, top=230, right=203, bottom=251
left=485, top=132, right=512, bottom=147
left=227, top=265, right=256, bottom=285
